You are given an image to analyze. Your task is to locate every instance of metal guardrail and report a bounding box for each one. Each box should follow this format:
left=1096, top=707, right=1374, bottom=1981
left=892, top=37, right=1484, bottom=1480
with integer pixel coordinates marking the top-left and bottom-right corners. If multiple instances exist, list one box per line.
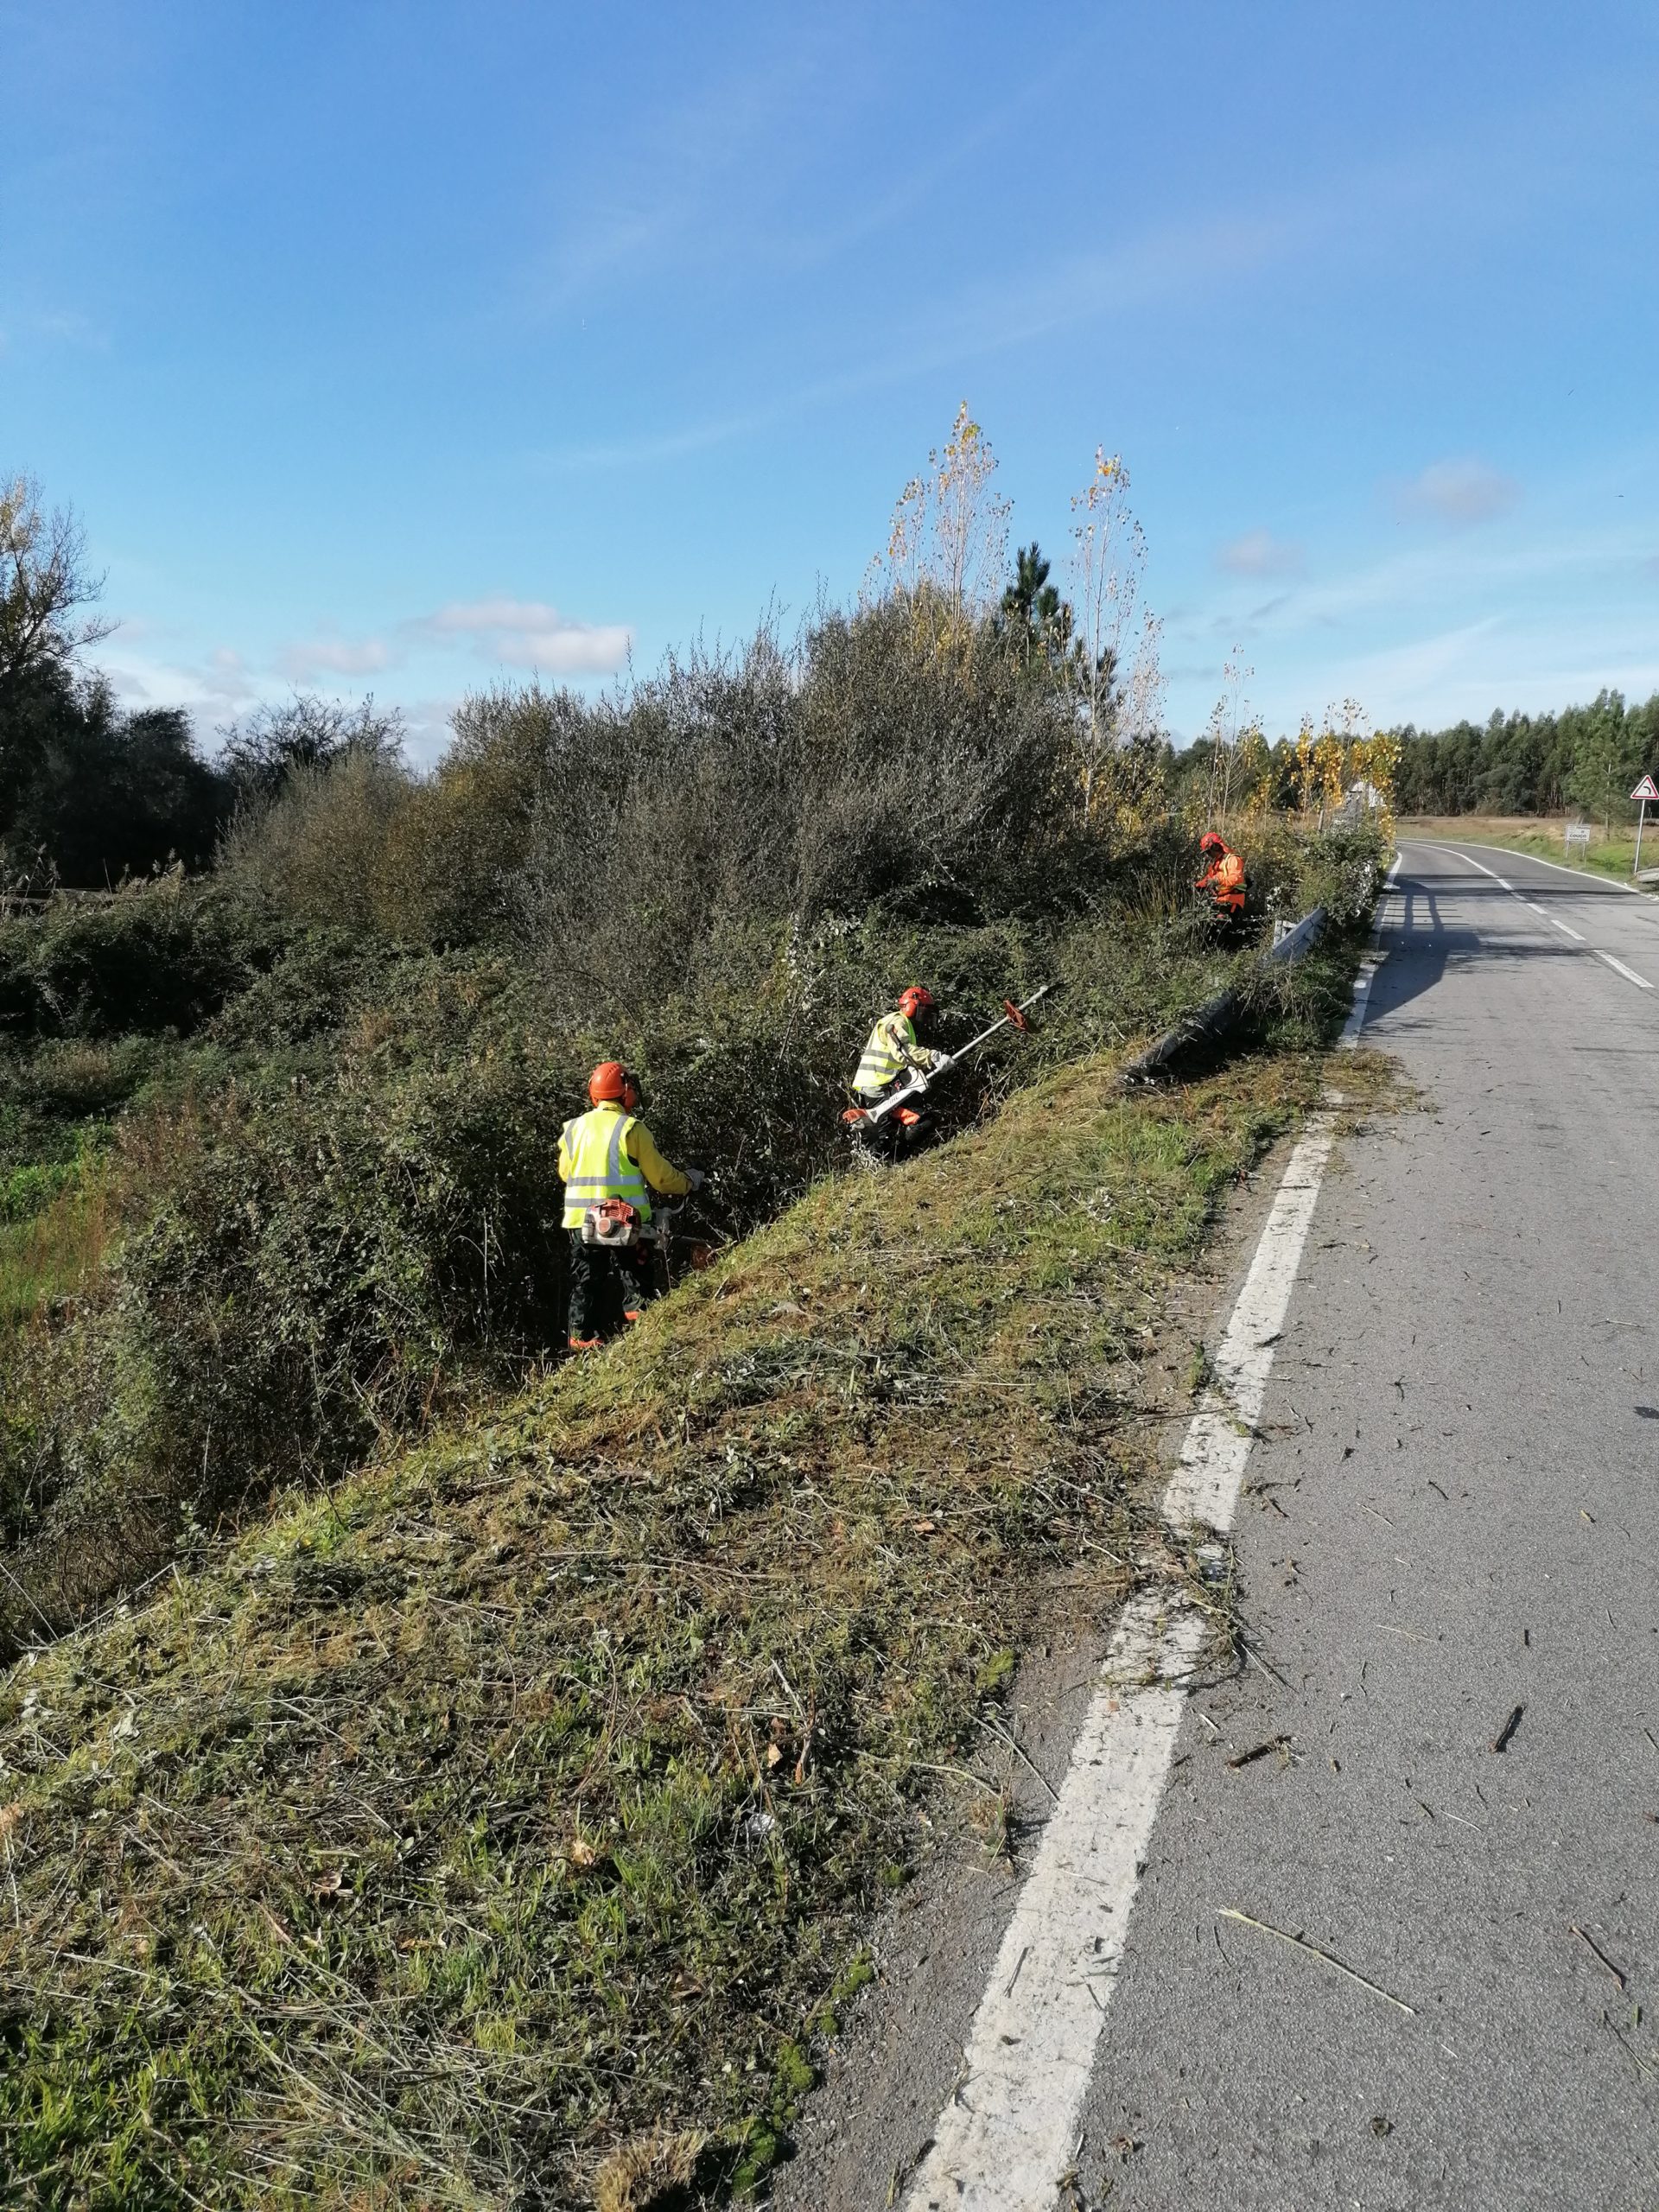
left=1119, top=903, right=1327, bottom=1084
left=1267, top=904, right=1326, bottom=964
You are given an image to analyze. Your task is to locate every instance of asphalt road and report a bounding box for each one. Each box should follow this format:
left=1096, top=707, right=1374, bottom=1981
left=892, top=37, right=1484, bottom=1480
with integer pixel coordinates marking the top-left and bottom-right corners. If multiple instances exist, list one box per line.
left=783, top=839, right=1659, bottom=2209
left=1072, top=838, right=1659, bottom=2208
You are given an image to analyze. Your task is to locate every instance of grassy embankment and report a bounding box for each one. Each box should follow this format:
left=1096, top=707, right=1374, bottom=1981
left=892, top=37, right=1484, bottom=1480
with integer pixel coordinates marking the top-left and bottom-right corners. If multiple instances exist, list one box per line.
left=1399, top=813, right=1657, bottom=887
left=0, top=927, right=1363, bottom=2210
left=0, top=826, right=1368, bottom=1651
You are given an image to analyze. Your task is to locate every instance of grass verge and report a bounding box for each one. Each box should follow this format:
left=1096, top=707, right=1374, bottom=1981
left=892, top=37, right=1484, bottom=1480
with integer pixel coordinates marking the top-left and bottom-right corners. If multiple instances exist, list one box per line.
left=0, top=1004, right=1345, bottom=2208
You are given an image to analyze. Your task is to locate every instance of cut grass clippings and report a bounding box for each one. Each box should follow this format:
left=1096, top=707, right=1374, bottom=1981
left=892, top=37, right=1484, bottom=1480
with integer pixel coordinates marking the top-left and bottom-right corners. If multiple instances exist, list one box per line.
left=0, top=1042, right=1329, bottom=2209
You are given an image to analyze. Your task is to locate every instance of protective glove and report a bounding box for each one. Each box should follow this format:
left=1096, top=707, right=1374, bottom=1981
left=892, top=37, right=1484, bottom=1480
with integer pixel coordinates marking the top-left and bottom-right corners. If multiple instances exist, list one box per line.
left=684, top=1166, right=706, bottom=1191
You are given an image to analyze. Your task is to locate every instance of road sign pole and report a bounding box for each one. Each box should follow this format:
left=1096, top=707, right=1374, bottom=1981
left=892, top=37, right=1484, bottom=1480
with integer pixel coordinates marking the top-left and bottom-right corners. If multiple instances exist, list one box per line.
left=1630, top=775, right=1658, bottom=877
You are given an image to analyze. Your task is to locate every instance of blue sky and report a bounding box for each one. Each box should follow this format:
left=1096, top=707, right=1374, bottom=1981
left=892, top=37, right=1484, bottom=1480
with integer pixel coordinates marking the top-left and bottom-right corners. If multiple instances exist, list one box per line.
left=4, top=0, right=1656, bottom=759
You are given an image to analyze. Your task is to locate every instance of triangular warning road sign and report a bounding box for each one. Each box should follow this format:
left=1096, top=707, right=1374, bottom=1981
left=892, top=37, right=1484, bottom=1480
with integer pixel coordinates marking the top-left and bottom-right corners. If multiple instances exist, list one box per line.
left=1632, top=774, right=1659, bottom=801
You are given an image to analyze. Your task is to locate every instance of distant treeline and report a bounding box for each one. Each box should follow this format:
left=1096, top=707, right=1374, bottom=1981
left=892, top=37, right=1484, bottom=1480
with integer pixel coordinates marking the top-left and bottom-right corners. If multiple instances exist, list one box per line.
left=1390, top=690, right=1659, bottom=821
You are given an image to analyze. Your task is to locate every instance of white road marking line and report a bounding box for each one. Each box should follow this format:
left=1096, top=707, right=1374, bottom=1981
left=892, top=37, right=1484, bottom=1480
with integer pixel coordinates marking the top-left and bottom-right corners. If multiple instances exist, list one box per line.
left=1448, top=848, right=1643, bottom=974
left=1161, top=1121, right=1336, bottom=1533
left=1450, top=849, right=1496, bottom=877
left=1595, top=950, right=1653, bottom=991
left=899, top=1592, right=1207, bottom=2212
left=901, top=949, right=1376, bottom=2209
left=1331, top=855, right=1400, bottom=1056
left=1418, top=836, right=1648, bottom=899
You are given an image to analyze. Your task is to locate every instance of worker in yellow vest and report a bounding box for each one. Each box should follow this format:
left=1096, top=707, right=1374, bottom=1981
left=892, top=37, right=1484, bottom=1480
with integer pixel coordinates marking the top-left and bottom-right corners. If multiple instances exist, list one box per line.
left=557, top=1061, right=702, bottom=1350
left=852, top=985, right=944, bottom=1106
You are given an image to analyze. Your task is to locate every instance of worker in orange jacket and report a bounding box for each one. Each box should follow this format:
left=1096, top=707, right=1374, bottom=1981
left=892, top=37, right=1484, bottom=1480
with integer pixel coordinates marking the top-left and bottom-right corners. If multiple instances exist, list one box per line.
left=1195, top=830, right=1246, bottom=918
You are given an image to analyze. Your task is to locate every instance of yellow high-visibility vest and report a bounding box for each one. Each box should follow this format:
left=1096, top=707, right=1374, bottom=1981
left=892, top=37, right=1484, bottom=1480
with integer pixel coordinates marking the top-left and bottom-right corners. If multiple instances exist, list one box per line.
left=854, top=1011, right=918, bottom=1098
left=557, top=1104, right=652, bottom=1230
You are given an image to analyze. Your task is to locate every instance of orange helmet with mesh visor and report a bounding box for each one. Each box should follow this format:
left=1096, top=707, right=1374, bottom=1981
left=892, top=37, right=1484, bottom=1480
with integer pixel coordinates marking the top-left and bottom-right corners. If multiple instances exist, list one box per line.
left=588, top=1060, right=640, bottom=1109
left=897, top=985, right=934, bottom=1020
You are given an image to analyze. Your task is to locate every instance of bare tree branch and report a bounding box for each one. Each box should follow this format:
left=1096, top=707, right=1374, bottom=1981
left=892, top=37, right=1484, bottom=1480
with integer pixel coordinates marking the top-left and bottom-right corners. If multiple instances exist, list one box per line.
left=0, top=474, right=116, bottom=691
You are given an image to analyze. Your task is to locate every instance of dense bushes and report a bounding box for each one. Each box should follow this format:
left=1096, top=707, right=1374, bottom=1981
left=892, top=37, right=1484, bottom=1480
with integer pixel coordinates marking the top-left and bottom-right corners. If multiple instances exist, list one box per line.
left=0, top=581, right=1388, bottom=1649
left=218, top=602, right=1083, bottom=985
left=0, top=878, right=283, bottom=1039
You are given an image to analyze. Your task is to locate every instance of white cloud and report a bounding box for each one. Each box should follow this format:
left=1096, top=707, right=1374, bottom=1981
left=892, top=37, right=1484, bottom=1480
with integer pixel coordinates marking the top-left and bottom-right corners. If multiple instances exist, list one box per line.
left=413, top=598, right=631, bottom=674
left=91, top=644, right=261, bottom=725
left=1392, top=457, right=1520, bottom=528
left=397, top=696, right=462, bottom=767
left=1217, top=529, right=1303, bottom=579
left=277, top=632, right=393, bottom=682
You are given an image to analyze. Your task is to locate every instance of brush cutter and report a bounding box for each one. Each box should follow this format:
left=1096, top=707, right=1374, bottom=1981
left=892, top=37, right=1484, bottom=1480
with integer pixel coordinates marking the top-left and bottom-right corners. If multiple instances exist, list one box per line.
left=842, top=984, right=1053, bottom=1153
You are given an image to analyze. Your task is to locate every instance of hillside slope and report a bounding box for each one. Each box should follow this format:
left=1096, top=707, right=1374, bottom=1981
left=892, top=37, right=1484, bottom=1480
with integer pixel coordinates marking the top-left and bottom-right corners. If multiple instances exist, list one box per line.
left=0, top=979, right=1350, bottom=2207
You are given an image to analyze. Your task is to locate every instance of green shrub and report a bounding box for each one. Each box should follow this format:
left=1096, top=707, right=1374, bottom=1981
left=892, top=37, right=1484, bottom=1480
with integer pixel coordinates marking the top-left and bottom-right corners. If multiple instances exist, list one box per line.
left=0, top=879, right=283, bottom=1040
left=218, top=750, right=417, bottom=932
left=0, top=626, right=1386, bottom=1647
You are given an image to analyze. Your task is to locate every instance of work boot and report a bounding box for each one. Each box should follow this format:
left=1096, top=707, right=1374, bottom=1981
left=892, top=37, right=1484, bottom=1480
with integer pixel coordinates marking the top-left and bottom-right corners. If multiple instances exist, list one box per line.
left=567, top=1335, right=601, bottom=1352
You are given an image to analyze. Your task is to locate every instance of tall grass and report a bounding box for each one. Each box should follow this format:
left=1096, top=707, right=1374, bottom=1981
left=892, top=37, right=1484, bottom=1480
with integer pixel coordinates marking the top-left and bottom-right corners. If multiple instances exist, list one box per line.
left=0, top=1172, right=111, bottom=1323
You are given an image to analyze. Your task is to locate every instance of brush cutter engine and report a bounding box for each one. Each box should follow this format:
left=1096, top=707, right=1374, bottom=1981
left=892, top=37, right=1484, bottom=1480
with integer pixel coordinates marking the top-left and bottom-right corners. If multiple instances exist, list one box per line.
left=582, top=1197, right=642, bottom=1248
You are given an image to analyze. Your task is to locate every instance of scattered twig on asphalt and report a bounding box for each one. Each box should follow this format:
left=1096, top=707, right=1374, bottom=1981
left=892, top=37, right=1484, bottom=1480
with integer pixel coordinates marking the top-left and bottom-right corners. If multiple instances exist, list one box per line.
left=1236, top=1633, right=1288, bottom=1688
left=1227, top=1736, right=1289, bottom=1770
left=1642, top=1726, right=1659, bottom=1762
left=1601, top=2011, right=1659, bottom=2083
left=1216, top=1908, right=1417, bottom=2017
left=1570, top=1923, right=1628, bottom=1993
left=1491, top=1704, right=1524, bottom=1754
left=981, top=1713, right=1060, bottom=1806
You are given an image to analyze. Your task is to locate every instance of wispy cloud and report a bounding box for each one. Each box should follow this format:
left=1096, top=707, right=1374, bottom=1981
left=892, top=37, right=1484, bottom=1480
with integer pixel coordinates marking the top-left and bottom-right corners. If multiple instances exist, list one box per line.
left=1345, top=615, right=1510, bottom=696
left=524, top=41, right=833, bottom=313
left=410, top=599, right=631, bottom=674
left=536, top=411, right=772, bottom=472
left=1217, top=529, right=1303, bottom=579
left=534, top=208, right=1307, bottom=477
left=277, top=632, right=393, bottom=682
left=94, top=644, right=261, bottom=721
left=531, top=130, right=1476, bottom=478
left=0, top=307, right=111, bottom=359
left=1391, top=457, right=1520, bottom=528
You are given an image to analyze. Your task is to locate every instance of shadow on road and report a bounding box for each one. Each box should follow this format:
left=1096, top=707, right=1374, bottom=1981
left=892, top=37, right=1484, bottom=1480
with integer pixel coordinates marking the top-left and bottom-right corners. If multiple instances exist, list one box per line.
left=1365, top=874, right=1599, bottom=1025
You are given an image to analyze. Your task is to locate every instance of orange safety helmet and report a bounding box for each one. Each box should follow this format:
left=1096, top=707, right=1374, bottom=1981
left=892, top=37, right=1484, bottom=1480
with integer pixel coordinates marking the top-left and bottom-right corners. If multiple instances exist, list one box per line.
left=897, top=985, right=935, bottom=1019
left=588, top=1060, right=641, bottom=1109
left=1198, top=831, right=1227, bottom=853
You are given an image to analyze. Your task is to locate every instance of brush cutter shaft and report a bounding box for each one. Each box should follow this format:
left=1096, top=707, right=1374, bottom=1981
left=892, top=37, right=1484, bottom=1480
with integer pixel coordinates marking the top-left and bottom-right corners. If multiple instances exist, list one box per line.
left=860, top=984, right=1052, bottom=1127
